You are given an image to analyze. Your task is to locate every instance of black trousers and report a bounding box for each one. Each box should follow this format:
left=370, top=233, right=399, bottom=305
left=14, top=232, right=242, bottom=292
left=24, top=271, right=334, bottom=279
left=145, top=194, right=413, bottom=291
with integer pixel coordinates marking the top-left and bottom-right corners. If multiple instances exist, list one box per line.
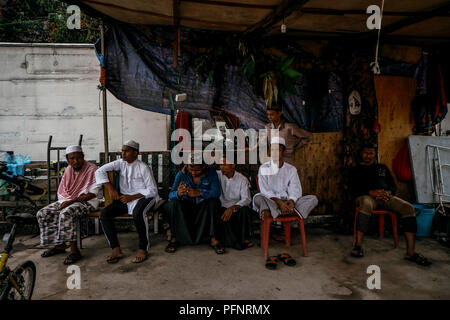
left=163, top=198, right=221, bottom=246
left=100, top=198, right=154, bottom=251
left=216, top=206, right=254, bottom=250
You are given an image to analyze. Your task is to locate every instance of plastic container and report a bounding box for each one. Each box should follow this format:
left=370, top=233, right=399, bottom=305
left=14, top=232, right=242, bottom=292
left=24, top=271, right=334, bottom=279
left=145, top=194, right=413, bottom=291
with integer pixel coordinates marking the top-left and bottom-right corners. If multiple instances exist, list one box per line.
left=412, top=204, right=435, bottom=237
left=1, top=153, right=31, bottom=177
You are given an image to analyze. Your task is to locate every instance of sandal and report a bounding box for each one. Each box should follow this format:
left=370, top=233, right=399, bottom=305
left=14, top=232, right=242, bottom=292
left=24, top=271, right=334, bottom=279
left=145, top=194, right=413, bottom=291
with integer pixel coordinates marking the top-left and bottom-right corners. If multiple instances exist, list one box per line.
left=351, top=245, right=364, bottom=258
left=106, top=255, right=123, bottom=264
left=277, top=253, right=296, bottom=266
left=245, top=240, right=254, bottom=248
left=405, top=253, right=432, bottom=266
left=211, top=243, right=225, bottom=254
left=41, top=247, right=66, bottom=258
left=63, top=252, right=82, bottom=265
left=165, top=241, right=178, bottom=253
left=265, top=256, right=278, bottom=270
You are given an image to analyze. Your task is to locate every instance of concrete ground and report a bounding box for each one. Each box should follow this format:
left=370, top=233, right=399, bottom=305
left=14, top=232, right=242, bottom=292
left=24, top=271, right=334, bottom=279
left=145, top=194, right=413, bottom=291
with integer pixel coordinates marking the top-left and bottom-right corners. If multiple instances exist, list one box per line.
left=5, top=227, right=450, bottom=300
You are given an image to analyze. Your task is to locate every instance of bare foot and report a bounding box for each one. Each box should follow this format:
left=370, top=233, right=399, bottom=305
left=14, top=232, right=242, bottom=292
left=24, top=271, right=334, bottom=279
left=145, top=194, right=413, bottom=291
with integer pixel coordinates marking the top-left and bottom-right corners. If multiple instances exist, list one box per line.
left=132, top=249, right=148, bottom=263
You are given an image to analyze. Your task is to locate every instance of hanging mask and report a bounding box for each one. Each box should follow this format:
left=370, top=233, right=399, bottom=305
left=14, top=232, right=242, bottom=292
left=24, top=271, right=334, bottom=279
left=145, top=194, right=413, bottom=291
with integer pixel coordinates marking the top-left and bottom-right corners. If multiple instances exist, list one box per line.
left=349, top=90, right=361, bottom=115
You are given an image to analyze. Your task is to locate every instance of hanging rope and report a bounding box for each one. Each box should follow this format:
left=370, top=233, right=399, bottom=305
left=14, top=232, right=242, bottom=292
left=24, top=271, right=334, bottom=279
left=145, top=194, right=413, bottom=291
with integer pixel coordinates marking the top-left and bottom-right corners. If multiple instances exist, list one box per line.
left=370, top=0, right=385, bottom=75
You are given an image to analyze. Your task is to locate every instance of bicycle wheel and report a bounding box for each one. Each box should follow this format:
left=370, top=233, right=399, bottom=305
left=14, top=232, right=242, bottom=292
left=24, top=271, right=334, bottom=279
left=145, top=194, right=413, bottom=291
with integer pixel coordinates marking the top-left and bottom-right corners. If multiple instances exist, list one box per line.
left=2, top=260, right=36, bottom=300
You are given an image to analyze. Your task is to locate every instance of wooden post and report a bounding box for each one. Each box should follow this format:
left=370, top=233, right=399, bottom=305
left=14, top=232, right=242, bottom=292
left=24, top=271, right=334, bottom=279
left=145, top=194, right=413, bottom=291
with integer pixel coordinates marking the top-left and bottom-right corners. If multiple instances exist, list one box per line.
left=101, top=24, right=109, bottom=164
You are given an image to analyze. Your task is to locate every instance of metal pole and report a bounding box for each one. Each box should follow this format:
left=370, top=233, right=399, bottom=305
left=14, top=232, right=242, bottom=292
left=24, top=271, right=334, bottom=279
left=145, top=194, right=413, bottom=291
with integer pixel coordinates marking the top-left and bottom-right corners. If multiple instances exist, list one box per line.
left=101, top=24, right=109, bottom=164
left=47, top=136, right=52, bottom=204
left=169, top=92, right=176, bottom=179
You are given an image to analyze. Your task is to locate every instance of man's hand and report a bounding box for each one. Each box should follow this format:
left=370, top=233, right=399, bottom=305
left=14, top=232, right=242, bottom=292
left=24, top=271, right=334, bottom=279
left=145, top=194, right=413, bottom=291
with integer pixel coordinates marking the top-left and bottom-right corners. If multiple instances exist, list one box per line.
left=59, top=200, right=74, bottom=210
left=273, top=198, right=290, bottom=215
left=187, top=188, right=201, bottom=198
left=221, top=205, right=240, bottom=221
left=286, top=200, right=295, bottom=214
left=177, top=182, right=188, bottom=197
left=119, top=194, right=136, bottom=204
left=106, top=184, right=120, bottom=201
left=369, top=189, right=391, bottom=201
left=221, top=207, right=234, bottom=222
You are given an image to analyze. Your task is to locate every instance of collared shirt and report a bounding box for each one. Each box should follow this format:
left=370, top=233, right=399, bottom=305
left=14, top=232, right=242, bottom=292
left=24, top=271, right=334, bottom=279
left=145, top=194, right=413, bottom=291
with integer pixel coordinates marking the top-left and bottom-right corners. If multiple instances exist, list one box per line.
left=216, top=170, right=251, bottom=208
left=95, top=159, right=159, bottom=214
left=168, top=167, right=221, bottom=204
left=265, top=120, right=312, bottom=164
left=254, top=160, right=302, bottom=203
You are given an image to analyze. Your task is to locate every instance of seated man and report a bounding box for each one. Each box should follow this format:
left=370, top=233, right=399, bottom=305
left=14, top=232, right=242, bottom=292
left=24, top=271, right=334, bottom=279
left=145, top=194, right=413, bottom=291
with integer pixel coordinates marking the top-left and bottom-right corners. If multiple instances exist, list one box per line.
left=253, top=137, right=318, bottom=233
left=163, top=152, right=224, bottom=254
left=95, top=140, right=159, bottom=264
left=216, top=156, right=254, bottom=250
left=349, top=143, right=431, bottom=266
left=37, top=145, right=100, bottom=265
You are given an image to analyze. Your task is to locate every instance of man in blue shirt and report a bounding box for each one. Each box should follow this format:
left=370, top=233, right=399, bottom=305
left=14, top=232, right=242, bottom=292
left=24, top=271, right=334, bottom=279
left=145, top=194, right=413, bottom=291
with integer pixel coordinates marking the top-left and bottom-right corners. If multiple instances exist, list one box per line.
left=163, top=158, right=224, bottom=254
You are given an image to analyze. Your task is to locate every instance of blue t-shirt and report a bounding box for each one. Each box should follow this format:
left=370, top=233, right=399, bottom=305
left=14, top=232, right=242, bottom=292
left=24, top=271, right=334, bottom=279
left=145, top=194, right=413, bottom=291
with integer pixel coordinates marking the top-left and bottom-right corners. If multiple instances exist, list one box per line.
left=168, top=167, right=221, bottom=204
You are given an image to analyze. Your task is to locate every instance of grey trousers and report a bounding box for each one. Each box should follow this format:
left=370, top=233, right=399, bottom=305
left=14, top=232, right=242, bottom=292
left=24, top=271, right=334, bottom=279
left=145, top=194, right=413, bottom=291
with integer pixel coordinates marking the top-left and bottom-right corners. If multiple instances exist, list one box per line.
left=253, top=194, right=318, bottom=219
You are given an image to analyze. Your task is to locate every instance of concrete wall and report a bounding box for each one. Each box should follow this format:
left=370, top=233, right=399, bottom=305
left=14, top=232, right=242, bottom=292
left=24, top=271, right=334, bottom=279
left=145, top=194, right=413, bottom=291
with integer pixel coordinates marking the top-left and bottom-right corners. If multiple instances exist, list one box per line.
left=0, top=43, right=169, bottom=162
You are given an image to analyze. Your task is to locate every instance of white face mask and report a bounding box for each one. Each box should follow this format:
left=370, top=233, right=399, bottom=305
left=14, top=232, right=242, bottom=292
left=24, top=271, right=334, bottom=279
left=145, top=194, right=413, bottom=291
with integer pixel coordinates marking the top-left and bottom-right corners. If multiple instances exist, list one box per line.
left=349, top=90, right=362, bottom=115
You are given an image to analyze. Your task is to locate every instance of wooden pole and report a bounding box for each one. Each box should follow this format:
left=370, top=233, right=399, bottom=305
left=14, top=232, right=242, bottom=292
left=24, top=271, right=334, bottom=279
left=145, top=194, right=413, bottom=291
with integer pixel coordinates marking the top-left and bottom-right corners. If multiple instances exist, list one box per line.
left=100, top=24, right=109, bottom=164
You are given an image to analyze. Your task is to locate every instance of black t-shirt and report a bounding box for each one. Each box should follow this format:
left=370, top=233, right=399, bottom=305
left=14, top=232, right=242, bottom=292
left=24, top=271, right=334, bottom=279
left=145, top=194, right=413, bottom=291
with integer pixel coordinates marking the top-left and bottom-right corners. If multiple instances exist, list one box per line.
left=349, top=163, right=397, bottom=198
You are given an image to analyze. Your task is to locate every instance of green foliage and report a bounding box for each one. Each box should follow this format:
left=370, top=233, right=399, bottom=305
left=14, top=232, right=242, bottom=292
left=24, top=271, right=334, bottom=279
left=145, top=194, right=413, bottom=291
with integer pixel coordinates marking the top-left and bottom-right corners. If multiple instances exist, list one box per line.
left=0, top=0, right=100, bottom=43
left=185, top=34, right=302, bottom=107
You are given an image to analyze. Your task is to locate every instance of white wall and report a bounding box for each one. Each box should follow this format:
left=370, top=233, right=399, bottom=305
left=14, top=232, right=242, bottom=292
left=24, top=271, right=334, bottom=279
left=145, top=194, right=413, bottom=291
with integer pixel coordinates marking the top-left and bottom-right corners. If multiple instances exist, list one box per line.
left=439, top=105, right=450, bottom=136
left=0, top=43, right=169, bottom=162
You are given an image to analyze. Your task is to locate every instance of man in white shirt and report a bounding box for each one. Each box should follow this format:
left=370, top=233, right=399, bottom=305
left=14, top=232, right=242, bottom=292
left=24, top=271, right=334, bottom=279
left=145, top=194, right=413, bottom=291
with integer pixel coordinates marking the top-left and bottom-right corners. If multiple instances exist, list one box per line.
left=37, top=145, right=101, bottom=265
left=253, top=137, right=318, bottom=221
left=95, top=140, right=159, bottom=264
left=216, top=156, right=254, bottom=250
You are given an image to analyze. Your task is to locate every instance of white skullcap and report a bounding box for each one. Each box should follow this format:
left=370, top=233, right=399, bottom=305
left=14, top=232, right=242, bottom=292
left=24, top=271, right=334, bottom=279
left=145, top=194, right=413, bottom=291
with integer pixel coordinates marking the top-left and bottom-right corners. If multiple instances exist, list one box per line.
left=65, top=145, right=82, bottom=155
left=271, top=136, right=286, bottom=147
left=123, top=140, right=139, bottom=150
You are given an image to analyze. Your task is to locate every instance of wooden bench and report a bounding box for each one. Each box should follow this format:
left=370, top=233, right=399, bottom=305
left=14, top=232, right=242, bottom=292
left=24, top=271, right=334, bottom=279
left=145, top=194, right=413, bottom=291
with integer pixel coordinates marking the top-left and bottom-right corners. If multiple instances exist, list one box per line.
left=76, top=151, right=172, bottom=248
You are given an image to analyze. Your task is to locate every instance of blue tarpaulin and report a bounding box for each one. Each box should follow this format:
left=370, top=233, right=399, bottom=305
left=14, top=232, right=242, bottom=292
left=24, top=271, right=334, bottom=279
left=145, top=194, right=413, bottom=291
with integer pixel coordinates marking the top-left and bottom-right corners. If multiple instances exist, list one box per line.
left=95, top=24, right=343, bottom=131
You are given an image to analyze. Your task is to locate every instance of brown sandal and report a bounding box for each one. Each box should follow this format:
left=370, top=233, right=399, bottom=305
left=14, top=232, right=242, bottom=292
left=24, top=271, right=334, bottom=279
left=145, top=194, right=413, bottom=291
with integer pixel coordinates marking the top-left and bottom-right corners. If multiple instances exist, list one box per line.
left=265, top=256, right=278, bottom=270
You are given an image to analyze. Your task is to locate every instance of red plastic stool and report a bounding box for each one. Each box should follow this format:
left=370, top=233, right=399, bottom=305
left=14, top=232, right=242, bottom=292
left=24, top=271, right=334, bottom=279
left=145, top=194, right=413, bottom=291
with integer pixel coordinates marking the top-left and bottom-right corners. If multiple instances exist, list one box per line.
left=353, top=207, right=399, bottom=248
left=261, top=214, right=307, bottom=258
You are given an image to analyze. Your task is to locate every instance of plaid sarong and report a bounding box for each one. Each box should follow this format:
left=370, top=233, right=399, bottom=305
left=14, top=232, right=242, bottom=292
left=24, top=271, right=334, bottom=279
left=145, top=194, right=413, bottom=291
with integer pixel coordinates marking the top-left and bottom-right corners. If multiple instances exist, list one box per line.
left=36, top=201, right=93, bottom=246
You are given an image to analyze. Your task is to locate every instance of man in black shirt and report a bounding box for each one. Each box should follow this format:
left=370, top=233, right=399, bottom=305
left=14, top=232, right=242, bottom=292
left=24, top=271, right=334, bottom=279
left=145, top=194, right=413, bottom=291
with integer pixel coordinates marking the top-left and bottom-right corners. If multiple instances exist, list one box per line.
left=349, top=144, right=431, bottom=266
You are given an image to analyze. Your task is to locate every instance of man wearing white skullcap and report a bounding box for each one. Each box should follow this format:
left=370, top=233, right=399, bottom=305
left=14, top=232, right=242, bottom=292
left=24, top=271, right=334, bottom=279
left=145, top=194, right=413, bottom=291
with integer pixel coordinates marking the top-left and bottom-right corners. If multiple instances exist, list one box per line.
left=37, top=144, right=101, bottom=265
left=123, top=140, right=139, bottom=151
left=253, top=137, right=318, bottom=263
left=95, top=140, right=159, bottom=264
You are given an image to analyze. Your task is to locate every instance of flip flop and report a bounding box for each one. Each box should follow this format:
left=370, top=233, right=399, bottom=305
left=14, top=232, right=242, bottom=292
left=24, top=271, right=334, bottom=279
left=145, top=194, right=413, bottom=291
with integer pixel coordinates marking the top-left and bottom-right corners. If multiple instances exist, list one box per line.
left=351, top=246, right=364, bottom=258
left=41, top=247, right=66, bottom=258
left=277, top=253, right=296, bottom=266
left=265, top=256, right=278, bottom=270
left=165, top=241, right=178, bottom=253
left=245, top=240, right=254, bottom=248
left=211, top=243, right=225, bottom=254
left=63, top=252, right=82, bottom=265
left=106, top=255, right=123, bottom=264
left=405, top=253, right=432, bottom=266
